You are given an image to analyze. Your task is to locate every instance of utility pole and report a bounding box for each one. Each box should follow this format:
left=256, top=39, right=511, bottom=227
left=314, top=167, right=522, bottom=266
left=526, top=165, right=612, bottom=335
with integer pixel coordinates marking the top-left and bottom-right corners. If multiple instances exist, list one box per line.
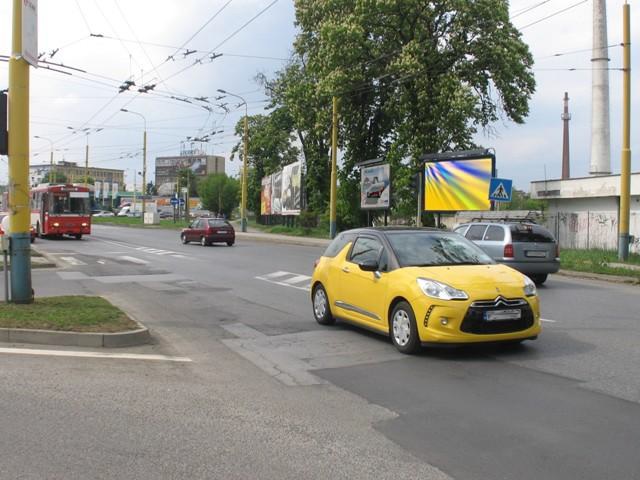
left=8, top=0, right=34, bottom=303
left=217, top=89, right=248, bottom=232
left=120, top=109, right=147, bottom=221
left=618, top=1, right=631, bottom=261
left=34, top=135, right=55, bottom=184
left=329, top=96, right=339, bottom=239
left=84, top=136, right=89, bottom=186
left=561, top=92, right=571, bottom=180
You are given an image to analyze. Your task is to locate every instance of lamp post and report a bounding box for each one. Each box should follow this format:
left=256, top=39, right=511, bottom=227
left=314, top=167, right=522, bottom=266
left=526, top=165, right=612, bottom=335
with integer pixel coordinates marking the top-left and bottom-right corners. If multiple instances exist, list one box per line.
left=67, top=126, right=103, bottom=186
left=34, top=135, right=56, bottom=184
left=217, top=89, right=248, bottom=232
left=121, top=109, right=147, bottom=221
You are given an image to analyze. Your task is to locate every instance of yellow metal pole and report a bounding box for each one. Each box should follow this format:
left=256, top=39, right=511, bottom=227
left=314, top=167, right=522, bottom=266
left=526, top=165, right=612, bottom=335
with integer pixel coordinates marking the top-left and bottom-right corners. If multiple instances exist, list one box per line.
left=142, top=129, right=147, bottom=220
left=618, top=2, right=631, bottom=261
left=329, top=96, right=339, bottom=238
left=8, top=0, right=33, bottom=303
left=241, top=110, right=248, bottom=232
left=84, top=140, right=89, bottom=186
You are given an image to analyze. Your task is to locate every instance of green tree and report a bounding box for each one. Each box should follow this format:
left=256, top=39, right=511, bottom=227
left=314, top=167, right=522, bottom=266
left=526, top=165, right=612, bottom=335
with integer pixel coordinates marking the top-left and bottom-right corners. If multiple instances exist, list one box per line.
left=231, top=109, right=300, bottom=215
left=146, top=181, right=158, bottom=196
left=268, top=0, right=535, bottom=226
left=198, top=174, right=240, bottom=219
left=501, top=188, right=547, bottom=211
left=177, top=168, right=198, bottom=197
left=41, top=172, right=68, bottom=184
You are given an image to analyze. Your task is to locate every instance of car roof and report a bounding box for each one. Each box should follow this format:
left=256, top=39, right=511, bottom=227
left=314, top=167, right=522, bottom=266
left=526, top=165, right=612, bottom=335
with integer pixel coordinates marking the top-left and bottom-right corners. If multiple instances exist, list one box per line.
left=340, top=227, right=448, bottom=235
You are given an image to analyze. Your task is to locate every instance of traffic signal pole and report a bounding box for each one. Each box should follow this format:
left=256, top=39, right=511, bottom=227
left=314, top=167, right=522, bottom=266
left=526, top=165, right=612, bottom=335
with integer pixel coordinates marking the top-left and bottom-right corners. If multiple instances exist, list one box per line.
left=8, top=0, right=33, bottom=303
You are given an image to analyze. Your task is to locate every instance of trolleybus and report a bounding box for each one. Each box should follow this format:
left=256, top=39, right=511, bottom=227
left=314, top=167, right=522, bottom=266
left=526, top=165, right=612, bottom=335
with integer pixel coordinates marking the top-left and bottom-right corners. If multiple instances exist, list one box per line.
left=31, top=184, right=91, bottom=239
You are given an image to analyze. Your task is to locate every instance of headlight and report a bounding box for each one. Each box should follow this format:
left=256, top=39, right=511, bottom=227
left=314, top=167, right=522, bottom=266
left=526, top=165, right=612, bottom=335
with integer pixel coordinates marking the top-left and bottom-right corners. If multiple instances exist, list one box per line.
left=524, top=276, right=537, bottom=297
left=417, top=278, right=468, bottom=301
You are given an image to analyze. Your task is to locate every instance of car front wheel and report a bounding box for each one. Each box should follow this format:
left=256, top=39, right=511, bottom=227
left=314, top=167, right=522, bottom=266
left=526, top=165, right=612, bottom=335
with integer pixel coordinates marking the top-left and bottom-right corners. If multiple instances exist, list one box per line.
left=181, top=233, right=188, bottom=244
left=312, top=284, right=335, bottom=325
left=390, top=301, right=420, bottom=354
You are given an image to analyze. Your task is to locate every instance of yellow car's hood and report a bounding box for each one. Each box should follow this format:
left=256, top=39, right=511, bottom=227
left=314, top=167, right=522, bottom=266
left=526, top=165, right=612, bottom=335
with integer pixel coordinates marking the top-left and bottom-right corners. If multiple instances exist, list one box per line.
left=407, top=264, right=526, bottom=289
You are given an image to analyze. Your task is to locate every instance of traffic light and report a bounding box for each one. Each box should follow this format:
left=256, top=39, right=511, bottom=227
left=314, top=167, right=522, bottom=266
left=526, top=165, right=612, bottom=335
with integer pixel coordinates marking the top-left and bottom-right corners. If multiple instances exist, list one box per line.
left=0, top=90, right=7, bottom=155
left=409, top=172, right=420, bottom=191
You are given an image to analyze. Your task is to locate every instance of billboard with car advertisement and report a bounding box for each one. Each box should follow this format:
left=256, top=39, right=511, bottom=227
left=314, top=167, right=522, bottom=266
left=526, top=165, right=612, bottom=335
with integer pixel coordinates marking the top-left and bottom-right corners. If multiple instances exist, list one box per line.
left=360, top=163, right=390, bottom=210
left=281, top=161, right=301, bottom=215
left=423, top=155, right=494, bottom=211
left=260, top=175, right=272, bottom=215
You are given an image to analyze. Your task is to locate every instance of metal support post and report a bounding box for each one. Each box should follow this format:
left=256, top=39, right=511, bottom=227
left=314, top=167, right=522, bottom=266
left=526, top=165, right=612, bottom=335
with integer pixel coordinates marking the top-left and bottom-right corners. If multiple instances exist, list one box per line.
left=618, top=2, right=631, bottom=260
left=330, top=96, right=338, bottom=238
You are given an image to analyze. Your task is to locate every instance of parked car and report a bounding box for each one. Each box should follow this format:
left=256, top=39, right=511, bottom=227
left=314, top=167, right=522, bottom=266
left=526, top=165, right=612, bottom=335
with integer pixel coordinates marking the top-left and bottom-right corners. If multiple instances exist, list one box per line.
left=311, top=227, right=541, bottom=354
left=181, top=218, right=235, bottom=246
left=0, top=215, right=36, bottom=243
left=453, top=221, right=559, bottom=285
left=92, top=210, right=115, bottom=217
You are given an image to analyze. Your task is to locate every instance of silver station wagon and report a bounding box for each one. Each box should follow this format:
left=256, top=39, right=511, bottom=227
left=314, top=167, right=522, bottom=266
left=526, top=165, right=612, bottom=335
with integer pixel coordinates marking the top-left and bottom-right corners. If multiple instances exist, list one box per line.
left=453, top=221, right=560, bottom=285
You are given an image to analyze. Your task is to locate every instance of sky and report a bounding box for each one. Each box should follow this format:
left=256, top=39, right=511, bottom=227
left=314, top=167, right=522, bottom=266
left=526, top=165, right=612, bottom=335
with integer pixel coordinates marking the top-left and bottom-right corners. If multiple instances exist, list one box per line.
left=0, top=0, right=638, bottom=192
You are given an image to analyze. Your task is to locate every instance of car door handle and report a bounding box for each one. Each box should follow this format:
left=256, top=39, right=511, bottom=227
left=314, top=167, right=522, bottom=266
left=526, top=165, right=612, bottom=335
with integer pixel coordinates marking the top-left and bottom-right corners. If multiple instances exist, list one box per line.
left=342, top=266, right=350, bottom=273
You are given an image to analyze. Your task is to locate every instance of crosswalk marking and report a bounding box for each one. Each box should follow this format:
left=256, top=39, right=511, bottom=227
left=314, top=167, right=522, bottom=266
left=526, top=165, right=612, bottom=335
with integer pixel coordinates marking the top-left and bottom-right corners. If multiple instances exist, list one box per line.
left=119, top=256, right=149, bottom=265
left=60, top=256, right=86, bottom=266
left=255, top=271, right=312, bottom=292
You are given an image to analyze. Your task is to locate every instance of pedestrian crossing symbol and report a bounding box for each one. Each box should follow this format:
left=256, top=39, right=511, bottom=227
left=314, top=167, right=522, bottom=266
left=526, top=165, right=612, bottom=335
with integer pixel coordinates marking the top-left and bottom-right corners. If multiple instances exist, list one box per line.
left=488, top=178, right=513, bottom=202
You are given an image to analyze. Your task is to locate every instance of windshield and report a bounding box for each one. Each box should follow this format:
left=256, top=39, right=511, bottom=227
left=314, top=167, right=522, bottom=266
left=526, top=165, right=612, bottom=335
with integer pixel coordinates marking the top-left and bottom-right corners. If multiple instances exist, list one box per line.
left=207, top=219, right=230, bottom=228
left=49, top=193, right=90, bottom=215
left=387, top=231, right=495, bottom=267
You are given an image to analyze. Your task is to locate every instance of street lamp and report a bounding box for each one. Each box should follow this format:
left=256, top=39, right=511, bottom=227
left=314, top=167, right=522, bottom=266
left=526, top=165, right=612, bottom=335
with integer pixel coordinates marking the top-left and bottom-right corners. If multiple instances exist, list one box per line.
left=67, top=126, right=103, bottom=186
left=120, top=109, right=148, bottom=220
left=33, top=135, right=56, bottom=184
left=217, top=88, right=248, bottom=232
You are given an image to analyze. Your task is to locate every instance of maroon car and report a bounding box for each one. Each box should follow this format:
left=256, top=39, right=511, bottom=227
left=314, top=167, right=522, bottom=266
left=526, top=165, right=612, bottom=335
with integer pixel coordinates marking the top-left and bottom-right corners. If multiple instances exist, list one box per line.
left=181, top=218, right=235, bottom=246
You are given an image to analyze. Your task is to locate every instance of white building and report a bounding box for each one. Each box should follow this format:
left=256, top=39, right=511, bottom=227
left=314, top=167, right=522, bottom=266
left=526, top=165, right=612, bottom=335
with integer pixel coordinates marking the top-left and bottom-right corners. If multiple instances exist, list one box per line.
left=530, top=173, right=640, bottom=253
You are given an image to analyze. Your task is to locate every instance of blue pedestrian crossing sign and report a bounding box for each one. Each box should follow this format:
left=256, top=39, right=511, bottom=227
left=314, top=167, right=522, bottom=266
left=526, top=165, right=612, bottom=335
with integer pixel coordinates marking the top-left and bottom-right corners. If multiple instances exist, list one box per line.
left=170, top=197, right=179, bottom=206
left=488, top=178, right=513, bottom=202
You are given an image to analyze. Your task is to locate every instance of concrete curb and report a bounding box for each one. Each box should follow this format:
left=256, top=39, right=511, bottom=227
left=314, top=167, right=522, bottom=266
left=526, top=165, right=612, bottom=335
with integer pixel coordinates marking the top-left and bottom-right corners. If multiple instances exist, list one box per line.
left=235, top=231, right=330, bottom=248
left=557, top=269, right=640, bottom=285
left=0, top=323, right=151, bottom=348
left=30, top=246, right=59, bottom=268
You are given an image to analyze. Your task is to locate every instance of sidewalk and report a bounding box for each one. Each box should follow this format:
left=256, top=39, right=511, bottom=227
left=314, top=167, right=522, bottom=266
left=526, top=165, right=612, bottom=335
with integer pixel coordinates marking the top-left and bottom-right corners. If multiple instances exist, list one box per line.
left=231, top=222, right=331, bottom=248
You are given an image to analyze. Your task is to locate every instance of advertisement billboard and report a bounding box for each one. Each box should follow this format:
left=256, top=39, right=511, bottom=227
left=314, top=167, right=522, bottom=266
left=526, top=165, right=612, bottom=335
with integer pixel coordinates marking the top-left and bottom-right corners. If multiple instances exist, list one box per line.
left=261, top=175, right=272, bottom=215
left=361, top=163, right=390, bottom=209
left=281, top=161, right=301, bottom=215
left=271, top=171, right=282, bottom=215
left=423, top=156, right=494, bottom=211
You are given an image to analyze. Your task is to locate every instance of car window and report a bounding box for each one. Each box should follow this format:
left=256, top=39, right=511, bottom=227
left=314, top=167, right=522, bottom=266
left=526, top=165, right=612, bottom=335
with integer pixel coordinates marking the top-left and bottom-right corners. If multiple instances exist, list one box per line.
left=349, top=237, right=383, bottom=265
left=323, top=233, right=356, bottom=258
left=483, top=226, right=505, bottom=241
left=207, top=219, right=229, bottom=228
left=465, top=225, right=488, bottom=241
left=510, top=224, right=555, bottom=243
left=387, top=231, right=494, bottom=267
left=453, top=226, right=468, bottom=235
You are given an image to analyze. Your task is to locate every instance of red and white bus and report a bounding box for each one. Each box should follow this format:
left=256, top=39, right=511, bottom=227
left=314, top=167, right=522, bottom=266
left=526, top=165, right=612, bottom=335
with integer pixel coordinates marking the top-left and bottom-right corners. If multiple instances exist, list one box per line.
left=31, top=184, right=92, bottom=239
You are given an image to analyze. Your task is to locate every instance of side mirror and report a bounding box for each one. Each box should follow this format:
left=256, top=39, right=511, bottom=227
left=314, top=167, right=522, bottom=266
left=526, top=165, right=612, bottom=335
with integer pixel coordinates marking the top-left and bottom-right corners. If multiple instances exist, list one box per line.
left=358, top=259, right=379, bottom=272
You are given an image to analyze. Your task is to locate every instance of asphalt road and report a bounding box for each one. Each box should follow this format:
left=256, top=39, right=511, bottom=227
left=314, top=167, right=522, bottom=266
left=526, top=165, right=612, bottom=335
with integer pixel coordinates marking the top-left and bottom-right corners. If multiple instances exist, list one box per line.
left=2, top=225, right=639, bottom=479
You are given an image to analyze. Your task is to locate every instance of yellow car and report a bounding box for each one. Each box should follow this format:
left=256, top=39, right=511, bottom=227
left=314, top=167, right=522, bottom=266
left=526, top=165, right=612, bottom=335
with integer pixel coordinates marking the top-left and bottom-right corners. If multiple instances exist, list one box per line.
left=311, top=228, right=541, bottom=354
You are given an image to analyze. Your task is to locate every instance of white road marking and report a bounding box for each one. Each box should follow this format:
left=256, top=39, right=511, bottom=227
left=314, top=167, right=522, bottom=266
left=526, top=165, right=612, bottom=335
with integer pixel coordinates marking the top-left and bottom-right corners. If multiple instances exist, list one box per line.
left=541, top=318, right=557, bottom=323
left=171, top=254, right=187, bottom=259
left=97, top=239, right=188, bottom=259
left=97, top=260, right=106, bottom=265
left=255, top=271, right=312, bottom=292
left=0, top=347, right=192, bottom=362
left=60, top=256, right=86, bottom=266
left=118, top=256, right=149, bottom=265
left=281, top=274, right=312, bottom=285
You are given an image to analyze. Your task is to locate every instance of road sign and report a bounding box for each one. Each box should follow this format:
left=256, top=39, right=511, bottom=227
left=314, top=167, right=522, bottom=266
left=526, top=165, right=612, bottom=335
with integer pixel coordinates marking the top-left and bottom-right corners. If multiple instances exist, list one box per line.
left=22, top=0, right=38, bottom=68
left=179, top=198, right=185, bottom=206
left=489, top=178, right=513, bottom=202
left=170, top=197, right=179, bottom=206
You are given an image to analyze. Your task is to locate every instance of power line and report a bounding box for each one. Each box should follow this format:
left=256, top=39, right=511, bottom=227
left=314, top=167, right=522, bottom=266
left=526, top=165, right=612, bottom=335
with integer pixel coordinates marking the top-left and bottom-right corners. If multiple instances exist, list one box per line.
left=535, top=43, right=622, bottom=61
left=511, top=0, right=554, bottom=19
left=74, top=0, right=93, bottom=34
left=518, top=0, right=588, bottom=30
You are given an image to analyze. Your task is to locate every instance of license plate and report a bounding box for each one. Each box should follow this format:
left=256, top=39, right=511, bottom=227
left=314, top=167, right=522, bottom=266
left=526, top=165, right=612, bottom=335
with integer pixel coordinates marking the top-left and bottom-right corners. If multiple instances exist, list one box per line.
left=217, top=230, right=228, bottom=234
left=525, top=250, right=547, bottom=258
left=484, top=309, right=521, bottom=321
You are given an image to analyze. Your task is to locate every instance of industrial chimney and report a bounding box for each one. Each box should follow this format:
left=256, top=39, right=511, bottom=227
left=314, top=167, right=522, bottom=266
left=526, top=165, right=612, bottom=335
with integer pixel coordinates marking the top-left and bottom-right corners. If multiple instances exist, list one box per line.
left=589, top=0, right=611, bottom=175
left=561, top=92, right=571, bottom=179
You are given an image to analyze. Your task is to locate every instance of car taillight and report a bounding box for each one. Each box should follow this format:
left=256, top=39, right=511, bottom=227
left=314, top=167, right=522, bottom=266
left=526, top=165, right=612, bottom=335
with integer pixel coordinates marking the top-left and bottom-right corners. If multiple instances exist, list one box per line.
left=313, top=258, right=320, bottom=269
left=504, top=244, right=514, bottom=258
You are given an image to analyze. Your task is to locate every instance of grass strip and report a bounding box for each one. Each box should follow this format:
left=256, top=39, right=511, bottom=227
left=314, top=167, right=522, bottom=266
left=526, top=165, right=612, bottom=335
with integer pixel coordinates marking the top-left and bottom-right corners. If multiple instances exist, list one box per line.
left=0, top=296, right=139, bottom=332
left=560, top=249, right=640, bottom=280
left=92, top=217, right=191, bottom=229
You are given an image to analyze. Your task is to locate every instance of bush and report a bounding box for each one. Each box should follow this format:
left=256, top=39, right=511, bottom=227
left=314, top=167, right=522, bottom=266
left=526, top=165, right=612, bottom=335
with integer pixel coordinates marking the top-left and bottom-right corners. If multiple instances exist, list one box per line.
left=299, top=210, right=318, bottom=229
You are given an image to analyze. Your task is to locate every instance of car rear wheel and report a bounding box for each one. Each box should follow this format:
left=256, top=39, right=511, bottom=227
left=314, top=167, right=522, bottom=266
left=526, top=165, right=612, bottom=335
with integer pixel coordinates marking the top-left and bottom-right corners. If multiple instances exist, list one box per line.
left=312, top=284, right=335, bottom=325
left=227, top=241, right=234, bottom=246
left=531, top=274, right=548, bottom=285
left=74, top=234, right=82, bottom=240
left=390, top=301, right=420, bottom=354
left=181, top=233, right=188, bottom=244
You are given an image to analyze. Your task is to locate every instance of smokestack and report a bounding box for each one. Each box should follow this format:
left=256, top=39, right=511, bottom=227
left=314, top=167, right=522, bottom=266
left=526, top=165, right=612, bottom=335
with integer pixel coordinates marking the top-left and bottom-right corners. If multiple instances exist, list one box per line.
left=561, top=92, right=571, bottom=179
left=590, top=0, right=611, bottom=175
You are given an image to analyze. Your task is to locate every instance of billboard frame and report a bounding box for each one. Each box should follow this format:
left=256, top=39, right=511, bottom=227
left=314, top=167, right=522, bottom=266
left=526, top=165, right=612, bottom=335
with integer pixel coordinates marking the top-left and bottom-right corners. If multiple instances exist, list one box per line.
left=420, top=149, right=496, bottom=213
